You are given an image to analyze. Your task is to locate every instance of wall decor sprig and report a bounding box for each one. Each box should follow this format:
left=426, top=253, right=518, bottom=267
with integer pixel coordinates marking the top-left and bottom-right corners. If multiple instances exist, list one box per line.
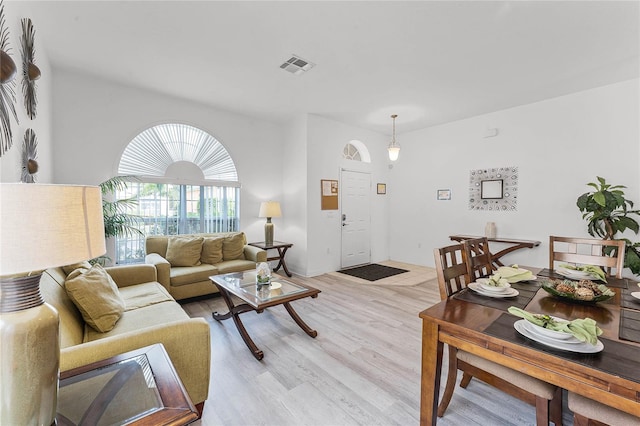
left=0, top=0, right=19, bottom=156
left=21, top=17, right=39, bottom=119
left=21, top=128, right=38, bottom=183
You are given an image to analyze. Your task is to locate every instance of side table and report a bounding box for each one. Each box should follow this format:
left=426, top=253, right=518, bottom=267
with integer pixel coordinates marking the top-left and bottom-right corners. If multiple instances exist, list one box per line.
left=248, top=241, right=293, bottom=277
left=57, top=344, right=198, bottom=426
left=449, top=234, right=541, bottom=268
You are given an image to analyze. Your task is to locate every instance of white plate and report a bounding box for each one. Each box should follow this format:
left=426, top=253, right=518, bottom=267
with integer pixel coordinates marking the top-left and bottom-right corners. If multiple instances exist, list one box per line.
left=270, top=282, right=282, bottom=290
left=521, top=319, right=579, bottom=343
left=556, top=267, right=598, bottom=280
left=630, top=292, right=640, bottom=301
left=480, top=282, right=511, bottom=293
left=514, top=320, right=604, bottom=353
left=469, top=283, right=519, bottom=298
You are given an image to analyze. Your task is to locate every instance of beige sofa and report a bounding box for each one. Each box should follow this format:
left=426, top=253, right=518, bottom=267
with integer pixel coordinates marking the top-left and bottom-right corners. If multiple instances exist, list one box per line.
left=40, top=264, right=210, bottom=412
left=145, top=232, right=266, bottom=300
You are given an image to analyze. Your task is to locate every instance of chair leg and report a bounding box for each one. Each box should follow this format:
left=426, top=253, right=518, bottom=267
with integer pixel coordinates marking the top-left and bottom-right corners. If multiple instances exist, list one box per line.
left=550, top=387, right=563, bottom=426
left=459, top=372, right=473, bottom=389
left=437, top=345, right=459, bottom=417
left=573, top=413, right=590, bottom=426
left=534, top=395, right=551, bottom=426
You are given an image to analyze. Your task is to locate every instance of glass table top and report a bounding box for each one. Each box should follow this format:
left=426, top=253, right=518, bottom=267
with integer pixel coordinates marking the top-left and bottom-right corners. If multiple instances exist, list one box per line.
left=212, top=271, right=310, bottom=303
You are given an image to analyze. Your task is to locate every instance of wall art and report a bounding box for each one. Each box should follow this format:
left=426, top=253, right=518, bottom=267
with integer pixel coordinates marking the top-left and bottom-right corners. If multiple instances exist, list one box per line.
left=468, top=166, right=518, bottom=211
left=21, top=128, right=38, bottom=182
left=0, top=0, right=19, bottom=157
left=437, top=189, right=451, bottom=200
left=377, top=183, right=386, bottom=195
left=21, top=17, right=39, bottom=120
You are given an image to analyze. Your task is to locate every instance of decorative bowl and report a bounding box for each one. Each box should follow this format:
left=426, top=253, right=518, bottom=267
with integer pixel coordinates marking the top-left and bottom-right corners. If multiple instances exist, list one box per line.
left=540, top=279, right=615, bottom=304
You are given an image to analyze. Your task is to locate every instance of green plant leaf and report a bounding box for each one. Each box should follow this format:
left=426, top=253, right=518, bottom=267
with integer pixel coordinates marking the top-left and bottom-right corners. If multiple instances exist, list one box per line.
left=593, top=191, right=606, bottom=207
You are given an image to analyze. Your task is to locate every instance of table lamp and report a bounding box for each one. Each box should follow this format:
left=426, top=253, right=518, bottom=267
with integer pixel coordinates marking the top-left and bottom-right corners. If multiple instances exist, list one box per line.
left=0, top=183, right=106, bottom=426
left=258, top=201, right=281, bottom=246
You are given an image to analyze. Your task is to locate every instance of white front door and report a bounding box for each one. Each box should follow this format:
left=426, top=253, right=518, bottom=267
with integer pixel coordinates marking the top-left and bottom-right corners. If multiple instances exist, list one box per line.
left=340, top=170, right=371, bottom=268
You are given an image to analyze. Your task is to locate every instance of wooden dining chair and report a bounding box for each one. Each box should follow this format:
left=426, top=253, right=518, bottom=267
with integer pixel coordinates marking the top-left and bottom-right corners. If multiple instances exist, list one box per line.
left=568, top=392, right=640, bottom=425
left=433, top=244, right=562, bottom=426
left=462, top=237, right=494, bottom=280
left=549, top=236, right=626, bottom=278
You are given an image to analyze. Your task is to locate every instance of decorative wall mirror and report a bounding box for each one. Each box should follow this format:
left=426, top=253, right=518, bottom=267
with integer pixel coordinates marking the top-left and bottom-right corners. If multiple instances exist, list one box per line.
left=469, top=166, right=518, bottom=211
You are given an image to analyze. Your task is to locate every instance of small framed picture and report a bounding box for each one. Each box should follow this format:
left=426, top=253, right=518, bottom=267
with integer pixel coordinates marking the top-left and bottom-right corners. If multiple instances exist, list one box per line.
left=437, top=189, right=451, bottom=200
left=377, top=183, right=386, bottom=194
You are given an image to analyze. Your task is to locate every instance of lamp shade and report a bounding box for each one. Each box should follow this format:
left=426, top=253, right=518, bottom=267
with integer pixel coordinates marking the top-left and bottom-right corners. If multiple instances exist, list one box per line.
left=258, top=201, right=282, bottom=219
left=0, top=183, right=106, bottom=275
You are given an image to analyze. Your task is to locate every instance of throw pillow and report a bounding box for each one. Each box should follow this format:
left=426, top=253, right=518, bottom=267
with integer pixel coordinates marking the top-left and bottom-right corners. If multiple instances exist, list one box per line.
left=201, top=237, right=224, bottom=264
left=165, top=237, right=203, bottom=266
left=64, top=264, right=125, bottom=333
left=222, top=233, right=246, bottom=260
left=62, top=261, right=92, bottom=275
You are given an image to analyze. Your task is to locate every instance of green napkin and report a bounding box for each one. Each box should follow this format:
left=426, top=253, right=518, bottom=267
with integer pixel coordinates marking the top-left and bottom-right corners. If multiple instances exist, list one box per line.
left=508, top=306, right=602, bottom=345
left=559, top=263, right=607, bottom=282
left=494, top=265, right=534, bottom=283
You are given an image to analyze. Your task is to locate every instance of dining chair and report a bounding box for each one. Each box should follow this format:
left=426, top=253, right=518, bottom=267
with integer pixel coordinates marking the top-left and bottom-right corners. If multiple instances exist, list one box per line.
left=568, top=391, right=640, bottom=425
left=433, top=244, right=562, bottom=426
left=462, top=237, right=494, bottom=280
left=549, top=236, right=626, bottom=278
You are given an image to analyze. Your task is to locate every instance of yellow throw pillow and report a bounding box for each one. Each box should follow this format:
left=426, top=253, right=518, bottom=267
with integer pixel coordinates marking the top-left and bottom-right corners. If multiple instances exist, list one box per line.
left=222, top=233, right=246, bottom=261
left=64, top=264, right=125, bottom=333
left=201, top=237, right=224, bottom=264
left=165, top=237, right=203, bottom=266
left=62, top=261, right=92, bottom=275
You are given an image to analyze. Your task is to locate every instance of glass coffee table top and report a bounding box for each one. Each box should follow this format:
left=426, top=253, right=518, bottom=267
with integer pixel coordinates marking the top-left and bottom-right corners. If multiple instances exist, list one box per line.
left=213, top=271, right=311, bottom=305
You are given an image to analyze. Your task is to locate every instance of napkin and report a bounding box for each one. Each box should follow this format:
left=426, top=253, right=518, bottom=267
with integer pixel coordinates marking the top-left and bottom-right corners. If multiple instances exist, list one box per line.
left=559, top=264, right=607, bottom=282
left=508, top=307, right=602, bottom=345
left=493, top=265, right=534, bottom=283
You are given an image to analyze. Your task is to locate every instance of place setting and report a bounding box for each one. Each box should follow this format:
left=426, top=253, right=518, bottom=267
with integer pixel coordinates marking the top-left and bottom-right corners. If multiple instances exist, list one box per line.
left=468, top=265, right=538, bottom=298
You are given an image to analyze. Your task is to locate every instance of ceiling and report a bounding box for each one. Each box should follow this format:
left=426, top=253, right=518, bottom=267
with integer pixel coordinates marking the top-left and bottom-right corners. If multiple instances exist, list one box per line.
left=17, top=1, right=640, bottom=134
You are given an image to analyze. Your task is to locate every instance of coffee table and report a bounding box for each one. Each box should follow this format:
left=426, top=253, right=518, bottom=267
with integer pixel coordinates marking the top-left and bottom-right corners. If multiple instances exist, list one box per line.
left=209, top=271, right=320, bottom=360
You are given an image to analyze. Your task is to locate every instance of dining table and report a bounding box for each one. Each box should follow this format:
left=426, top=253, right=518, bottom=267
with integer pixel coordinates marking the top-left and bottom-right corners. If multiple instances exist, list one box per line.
left=418, top=267, right=640, bottom=425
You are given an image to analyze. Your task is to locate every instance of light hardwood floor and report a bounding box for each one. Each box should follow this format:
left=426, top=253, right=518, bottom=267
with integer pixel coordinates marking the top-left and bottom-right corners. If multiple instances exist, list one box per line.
left=182, top=268, right=574, bottom=426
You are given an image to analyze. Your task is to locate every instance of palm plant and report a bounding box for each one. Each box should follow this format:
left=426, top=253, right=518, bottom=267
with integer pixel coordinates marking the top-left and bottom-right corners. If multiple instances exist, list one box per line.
left=577, top=176, right=640, bottom=275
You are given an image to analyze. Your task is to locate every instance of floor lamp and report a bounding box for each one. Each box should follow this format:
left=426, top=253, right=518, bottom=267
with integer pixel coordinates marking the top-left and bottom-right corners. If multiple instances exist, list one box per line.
left=258, top=201, right=282, bottom=246
left=0, top=184, right=105, bottom=426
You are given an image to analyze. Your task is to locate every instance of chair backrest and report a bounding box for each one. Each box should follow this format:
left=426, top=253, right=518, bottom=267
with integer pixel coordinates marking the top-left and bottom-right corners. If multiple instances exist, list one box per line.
left=462, top=237, right=494, bottom=280
left=548, top=236, right=625, bottom=278
left=433, top=244, right=471, bottom=300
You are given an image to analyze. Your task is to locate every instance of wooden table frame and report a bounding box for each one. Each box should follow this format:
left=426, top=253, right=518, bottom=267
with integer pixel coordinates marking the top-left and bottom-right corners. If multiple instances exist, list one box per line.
left=210, top=272, right=320, bottom=360
left=419, top=276, right=640, bottom=425
left=449, top=234, right=541, bottom=268
left=248, top=241, right=293, bottom=277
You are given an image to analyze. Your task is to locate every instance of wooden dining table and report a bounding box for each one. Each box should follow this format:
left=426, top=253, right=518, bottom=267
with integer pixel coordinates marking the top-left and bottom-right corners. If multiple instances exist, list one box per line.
left=419, top=267, right=640, bottom=425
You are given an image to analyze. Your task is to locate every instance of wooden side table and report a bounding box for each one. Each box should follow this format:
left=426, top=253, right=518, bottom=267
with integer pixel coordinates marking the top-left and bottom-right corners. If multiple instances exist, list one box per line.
left=449, top=234, right=541, bottom=268
left=57, top=344, right=198, bottom=426
left=248, top=241, right=293, bottom=277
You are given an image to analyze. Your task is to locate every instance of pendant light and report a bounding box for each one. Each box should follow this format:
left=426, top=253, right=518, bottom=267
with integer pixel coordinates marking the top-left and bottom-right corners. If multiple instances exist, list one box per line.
left=388, top=114, right=400, bottom=161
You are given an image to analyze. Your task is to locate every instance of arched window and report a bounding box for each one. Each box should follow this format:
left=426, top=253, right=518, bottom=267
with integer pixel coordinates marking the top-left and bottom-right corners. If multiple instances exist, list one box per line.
left=342, top=140, right=371, bottom=163
left=114, top=123, right=240, bottom=264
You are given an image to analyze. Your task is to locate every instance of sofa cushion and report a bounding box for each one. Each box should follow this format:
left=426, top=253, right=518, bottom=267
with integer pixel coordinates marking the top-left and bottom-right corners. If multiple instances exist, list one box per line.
left=61, top=261, right=92, bottom=275
left=83, top=301, right=190, bottom=342
left=216, top=259, right=259, bottom=274
left=222, top=233, right=246, bottom=260
left=170, top=264, right=218, bottom=287
left=166, top=236, right=203, bottom=267
left=201, top=237, right=224, bottom=264
left=118, top=282, right=174, bottom=311
left=64, top=264, right=125, bottom=333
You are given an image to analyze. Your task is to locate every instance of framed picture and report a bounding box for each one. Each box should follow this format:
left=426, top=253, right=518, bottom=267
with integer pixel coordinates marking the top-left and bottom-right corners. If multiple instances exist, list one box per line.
left=437, top=189, right=451, bottom=200
left=377, top=183, right=386, bottom=195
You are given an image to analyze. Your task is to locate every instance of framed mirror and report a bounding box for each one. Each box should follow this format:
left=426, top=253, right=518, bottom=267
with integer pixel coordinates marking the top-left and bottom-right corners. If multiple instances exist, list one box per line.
left=469, top=167, right=518, bottom=210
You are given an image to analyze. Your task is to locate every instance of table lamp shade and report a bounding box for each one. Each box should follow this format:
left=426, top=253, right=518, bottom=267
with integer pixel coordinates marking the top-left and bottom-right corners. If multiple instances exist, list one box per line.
left=0, top=183, right=106, bottom=425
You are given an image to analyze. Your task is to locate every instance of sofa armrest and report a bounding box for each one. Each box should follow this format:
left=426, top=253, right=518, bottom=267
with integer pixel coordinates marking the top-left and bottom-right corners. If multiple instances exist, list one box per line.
left=244, top=245, right=267, bottom=263
left=145, top=253, right=171, bottom=292
left=105, top=264, right=157, bottom=288
left=60, top=318, right=211, bottom=405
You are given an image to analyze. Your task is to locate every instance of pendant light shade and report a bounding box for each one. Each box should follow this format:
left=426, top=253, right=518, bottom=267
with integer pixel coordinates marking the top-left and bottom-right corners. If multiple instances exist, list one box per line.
left=388, top=114, right=400, bottom=161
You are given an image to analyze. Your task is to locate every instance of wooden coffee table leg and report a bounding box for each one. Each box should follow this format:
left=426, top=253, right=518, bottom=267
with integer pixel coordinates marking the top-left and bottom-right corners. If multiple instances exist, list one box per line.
left=212, top=287, right=264, bottom=360
left=283, top=302, right=317, bottom=338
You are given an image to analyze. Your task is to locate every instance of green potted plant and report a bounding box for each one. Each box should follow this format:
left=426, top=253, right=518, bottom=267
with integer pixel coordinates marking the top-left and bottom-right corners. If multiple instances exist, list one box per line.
left=576, top=176, right=640, bottom=275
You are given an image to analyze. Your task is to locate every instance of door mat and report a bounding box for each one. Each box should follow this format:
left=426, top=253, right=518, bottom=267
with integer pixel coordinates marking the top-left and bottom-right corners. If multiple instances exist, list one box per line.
left=337, top=264, right=408, bottom=282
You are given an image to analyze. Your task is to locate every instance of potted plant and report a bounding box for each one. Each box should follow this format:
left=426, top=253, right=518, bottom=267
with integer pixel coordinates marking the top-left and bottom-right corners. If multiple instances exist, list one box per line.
left=576, top=176, right=640, bottom=275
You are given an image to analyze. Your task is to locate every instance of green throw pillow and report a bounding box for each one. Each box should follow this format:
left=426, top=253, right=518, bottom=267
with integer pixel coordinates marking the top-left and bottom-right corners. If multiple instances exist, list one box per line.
left=222, top=233, right=245, bottom=261
left=201, top=237, right=224, bottom=264
left=165, top=237, right=203, bottom=266
left=64, top=264, right=125, bottom=333
left=62, top=261, right=92, bottom=275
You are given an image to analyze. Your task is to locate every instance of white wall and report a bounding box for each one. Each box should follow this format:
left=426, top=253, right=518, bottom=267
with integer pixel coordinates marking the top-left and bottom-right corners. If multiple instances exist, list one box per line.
left=51, top=70, right=284, bottom=248
left=390, top=79, right=640, bottom=271
left=0, top=2, right=53, bottom=183
left=306, top=114, right=391, bottom=276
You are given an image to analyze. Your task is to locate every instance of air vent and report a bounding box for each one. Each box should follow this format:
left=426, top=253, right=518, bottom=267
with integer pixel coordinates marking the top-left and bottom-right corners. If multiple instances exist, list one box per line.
left=280, top=54, right=315, bottom=75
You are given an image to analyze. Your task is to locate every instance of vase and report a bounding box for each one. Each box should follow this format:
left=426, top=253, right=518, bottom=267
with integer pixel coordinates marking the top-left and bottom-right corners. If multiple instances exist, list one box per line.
left=485, top=222, right=497, bottom=239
